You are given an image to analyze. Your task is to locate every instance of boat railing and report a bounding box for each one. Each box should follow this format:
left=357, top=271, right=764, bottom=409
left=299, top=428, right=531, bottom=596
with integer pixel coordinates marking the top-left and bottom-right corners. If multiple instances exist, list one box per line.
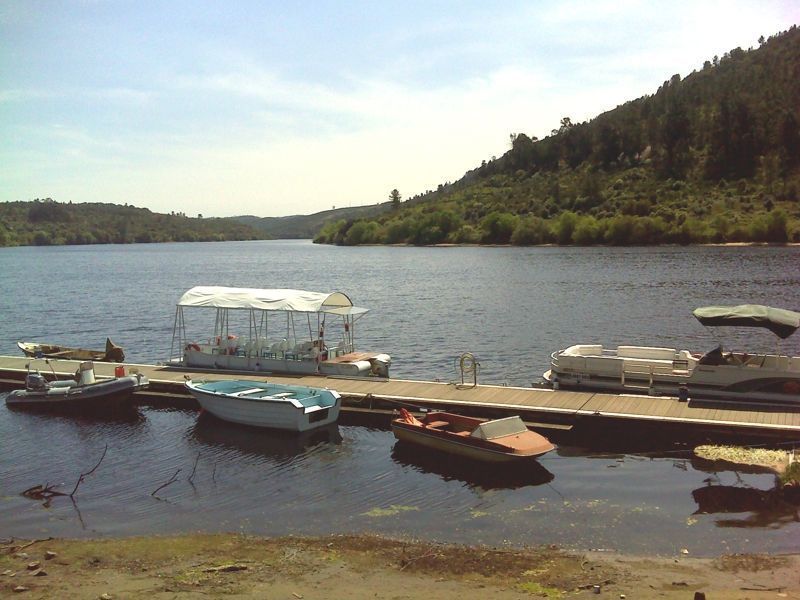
left=620, top=360, right=678, bottom=388
left=189, top=338, right=349, bottom=363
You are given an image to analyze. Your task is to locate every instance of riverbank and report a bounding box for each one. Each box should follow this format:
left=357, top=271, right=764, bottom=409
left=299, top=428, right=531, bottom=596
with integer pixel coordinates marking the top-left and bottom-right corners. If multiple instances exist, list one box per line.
left=2, top=534, right=797, bottom=599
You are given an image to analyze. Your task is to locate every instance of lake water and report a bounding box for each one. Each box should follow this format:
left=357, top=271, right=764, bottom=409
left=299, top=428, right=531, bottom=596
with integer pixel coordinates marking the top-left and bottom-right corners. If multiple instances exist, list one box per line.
left=1, top=241, right=798, bottom=555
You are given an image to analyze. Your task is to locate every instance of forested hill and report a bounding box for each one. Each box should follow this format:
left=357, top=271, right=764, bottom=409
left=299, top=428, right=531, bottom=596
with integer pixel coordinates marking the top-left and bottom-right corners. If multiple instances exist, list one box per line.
left=0, top=200, right=265, bottom=246
left=234, top=202, right=392, bottom=238
left=316, top=26, right=800, bottom=246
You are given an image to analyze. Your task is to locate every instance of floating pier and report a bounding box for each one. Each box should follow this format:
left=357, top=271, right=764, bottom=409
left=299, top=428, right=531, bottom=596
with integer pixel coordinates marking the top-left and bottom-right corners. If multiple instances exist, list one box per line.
left=1, top=355, right=799, bottom=440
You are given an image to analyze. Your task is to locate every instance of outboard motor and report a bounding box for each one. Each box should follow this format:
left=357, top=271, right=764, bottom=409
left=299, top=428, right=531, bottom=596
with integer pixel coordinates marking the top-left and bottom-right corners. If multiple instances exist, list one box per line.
left=77, top=361, right=96, bottom=386
left=369, top=355, right=391, bottom=378
left=25, top=372, right=49, bottom=391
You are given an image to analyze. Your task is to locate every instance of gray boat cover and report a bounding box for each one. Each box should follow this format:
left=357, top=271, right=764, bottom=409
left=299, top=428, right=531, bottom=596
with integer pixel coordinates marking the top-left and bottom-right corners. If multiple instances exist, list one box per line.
left=693, top=304, right=800, bottom=339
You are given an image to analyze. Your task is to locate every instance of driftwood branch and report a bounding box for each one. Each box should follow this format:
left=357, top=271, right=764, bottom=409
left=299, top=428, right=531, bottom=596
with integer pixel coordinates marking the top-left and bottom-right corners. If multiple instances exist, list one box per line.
left=398, top=550, right=441, bottom=571
left=151, top=469, right=182, bottom=496
left=188, top=452, right=200, bottom=484
left=21, top=445, right=108, bottom=506
left=2, top=537, right=54, bottom=555
left=69, top=444, right=108, bottom=498
left=22, top=483, right=67, bottom=506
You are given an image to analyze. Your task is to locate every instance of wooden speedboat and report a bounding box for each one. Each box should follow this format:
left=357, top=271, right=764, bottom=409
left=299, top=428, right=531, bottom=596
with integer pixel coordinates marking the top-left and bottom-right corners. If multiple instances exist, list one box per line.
left=546, top=305, right=800, bottom=405
left=184, top=379, right=341, bottom=432
left=17, top=337, right=125, bottom=362
left=6, top=361, right=148, bottom=409
left=391, top=409, right=554, bottom=463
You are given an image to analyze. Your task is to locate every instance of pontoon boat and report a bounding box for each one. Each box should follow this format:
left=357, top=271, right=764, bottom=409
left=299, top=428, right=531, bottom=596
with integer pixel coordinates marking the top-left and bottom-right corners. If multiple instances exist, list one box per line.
left=545, top=305, right=800, bottom=405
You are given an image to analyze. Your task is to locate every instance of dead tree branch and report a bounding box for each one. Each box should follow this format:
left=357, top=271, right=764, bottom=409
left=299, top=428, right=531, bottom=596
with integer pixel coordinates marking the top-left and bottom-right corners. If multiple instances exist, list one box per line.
left=151, top=469, right=182, bottom=496
left=69, top=444, right=108, bottom=498
left=188, top=452, right=200, bottom=484
left=22, top=483, right=67, bottom=506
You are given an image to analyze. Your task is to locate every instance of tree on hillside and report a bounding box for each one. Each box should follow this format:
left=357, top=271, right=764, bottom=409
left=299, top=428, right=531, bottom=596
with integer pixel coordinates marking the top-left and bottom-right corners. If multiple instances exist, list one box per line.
left=310, top=27, right=800, bottom=248
left=389, top=189, right=402, bottom=209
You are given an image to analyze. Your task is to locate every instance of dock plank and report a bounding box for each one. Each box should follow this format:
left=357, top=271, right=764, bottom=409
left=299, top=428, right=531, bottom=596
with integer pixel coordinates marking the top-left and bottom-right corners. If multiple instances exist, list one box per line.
left=1, top=355, right=799, bottom=437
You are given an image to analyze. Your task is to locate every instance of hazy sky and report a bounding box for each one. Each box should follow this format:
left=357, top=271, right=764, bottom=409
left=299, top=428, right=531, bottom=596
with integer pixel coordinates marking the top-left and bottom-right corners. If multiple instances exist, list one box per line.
left=1, top=1, right=797, bottom=218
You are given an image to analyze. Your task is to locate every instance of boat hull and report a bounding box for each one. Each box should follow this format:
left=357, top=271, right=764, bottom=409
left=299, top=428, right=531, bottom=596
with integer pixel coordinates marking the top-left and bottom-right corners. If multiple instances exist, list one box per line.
left=547, top=346, right=800, bottom=405
left=182, top=348, right=389, bottom=378
left=185, top=381, right=341, bottom=432
left=392, top=426, right=531, bottom=463
left=17, top=338, right=124, bottom=362
left=391, top=412, right=554, bottom=463
left=5, top=374, right=148, bottom=409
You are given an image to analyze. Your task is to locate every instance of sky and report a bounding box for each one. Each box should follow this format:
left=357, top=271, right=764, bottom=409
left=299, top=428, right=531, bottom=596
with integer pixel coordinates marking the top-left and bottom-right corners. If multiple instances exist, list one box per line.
left=1, top=1, right=798, bottom=218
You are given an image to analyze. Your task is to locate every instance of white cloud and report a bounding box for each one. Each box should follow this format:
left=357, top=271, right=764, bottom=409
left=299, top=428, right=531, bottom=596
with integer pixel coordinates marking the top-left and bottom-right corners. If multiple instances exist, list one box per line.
left=1, top=0, right=796, bottom=217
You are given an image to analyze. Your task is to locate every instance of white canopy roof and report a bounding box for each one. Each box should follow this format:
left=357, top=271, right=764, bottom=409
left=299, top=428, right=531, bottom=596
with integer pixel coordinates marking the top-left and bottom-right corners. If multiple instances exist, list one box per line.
left=177, top=286, right=369, bottom=315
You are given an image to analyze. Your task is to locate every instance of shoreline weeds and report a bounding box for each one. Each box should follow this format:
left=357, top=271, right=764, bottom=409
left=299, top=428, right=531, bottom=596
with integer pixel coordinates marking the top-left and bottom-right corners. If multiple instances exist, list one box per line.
left=350, top=241, right=800, bottom=248
left=2, top=533, right=798, bottom=599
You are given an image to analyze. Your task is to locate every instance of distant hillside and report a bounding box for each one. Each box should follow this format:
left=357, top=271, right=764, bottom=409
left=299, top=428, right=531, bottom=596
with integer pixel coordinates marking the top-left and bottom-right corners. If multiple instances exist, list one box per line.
left=233, top=202, right=393, bottom=238
left=316, top=27, right=800, bottom=246
left=0, top=199, right=265, bottom=246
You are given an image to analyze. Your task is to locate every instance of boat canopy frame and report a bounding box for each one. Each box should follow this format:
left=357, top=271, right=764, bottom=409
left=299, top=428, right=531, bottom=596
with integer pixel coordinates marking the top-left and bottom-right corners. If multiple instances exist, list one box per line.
left=169, top=287, right=370, bottom=363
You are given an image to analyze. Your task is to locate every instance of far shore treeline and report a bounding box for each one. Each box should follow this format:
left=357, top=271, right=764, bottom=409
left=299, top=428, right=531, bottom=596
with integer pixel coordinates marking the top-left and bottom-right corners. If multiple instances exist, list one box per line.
left=315, top=27, right=800, bottom=247
left=3, top=27, right=799, bottom=249
left=0, top=201, right=264, bottom=247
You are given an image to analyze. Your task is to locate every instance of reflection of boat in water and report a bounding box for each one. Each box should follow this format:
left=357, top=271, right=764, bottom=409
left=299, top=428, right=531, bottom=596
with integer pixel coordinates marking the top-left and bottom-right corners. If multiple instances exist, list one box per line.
left=391, top=442, right=554, bottom=490
left=6, top=397, right=144, bottom=424
left=391, top=409, right=554, bottom=463
left=6, top=361, right=149, bottom=410
left=546, top=305, right=800, bottom=405
left=168, top=287, right=391, bottom=378
left=692, top=484, right=799, bottom=528
left=17, top=337, right=124, bottom=362
left=189, top=411, right=342, bottom=460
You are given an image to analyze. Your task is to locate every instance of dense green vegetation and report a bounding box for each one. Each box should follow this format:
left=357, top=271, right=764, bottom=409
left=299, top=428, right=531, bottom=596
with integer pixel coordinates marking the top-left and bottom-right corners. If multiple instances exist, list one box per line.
left=234, top=202, right=392, bottom=239
left=0, top=199, right=264, bottom=246
left=316, top=27, right=800, bottom=246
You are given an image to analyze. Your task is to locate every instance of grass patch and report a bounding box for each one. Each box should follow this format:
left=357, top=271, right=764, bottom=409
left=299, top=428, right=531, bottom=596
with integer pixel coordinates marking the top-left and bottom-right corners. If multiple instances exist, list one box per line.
left=780, top=460, right=800, bottom=486
left=362, top=505, right=419, bottom=518
left=517, top=580, right=563, bottom=598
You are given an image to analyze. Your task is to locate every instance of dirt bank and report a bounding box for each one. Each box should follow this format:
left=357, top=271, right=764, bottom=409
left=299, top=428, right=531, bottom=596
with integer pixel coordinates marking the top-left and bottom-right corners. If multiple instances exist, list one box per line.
left=1, top=534, right=798, bottom=599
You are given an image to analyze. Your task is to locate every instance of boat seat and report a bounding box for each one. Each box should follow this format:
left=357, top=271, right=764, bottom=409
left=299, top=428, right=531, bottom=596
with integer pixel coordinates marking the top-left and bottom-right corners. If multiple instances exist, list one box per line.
left=563, top=344, right=603, bottom=357
left=233, top=388, right=267, bottom=396
left=617, top=346, right=676, bottom=360
left=425, top=420, right=449, bottom=429
left=271, top=392, right=294, bottom=398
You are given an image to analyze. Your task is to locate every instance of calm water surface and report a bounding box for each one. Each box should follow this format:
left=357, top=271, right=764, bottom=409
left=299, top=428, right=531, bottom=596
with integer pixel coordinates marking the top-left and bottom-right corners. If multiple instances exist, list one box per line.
left=1, top=241, right=798, bottom=555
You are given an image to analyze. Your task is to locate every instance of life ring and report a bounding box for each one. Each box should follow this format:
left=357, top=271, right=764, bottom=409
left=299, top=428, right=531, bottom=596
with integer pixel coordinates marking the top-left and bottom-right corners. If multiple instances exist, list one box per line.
left=186, top=343, right=201, bottom=352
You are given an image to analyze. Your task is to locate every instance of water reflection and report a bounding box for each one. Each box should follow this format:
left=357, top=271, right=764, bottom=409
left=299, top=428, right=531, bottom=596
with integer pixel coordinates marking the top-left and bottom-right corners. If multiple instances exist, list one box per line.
left=391, top=442, right=554, bottom=490
left=692, top=484, right=800, bottom=528
left=187, top=412, right=342, bottom=460
left=691, top=455, right=781, bottom=476
left=5, top=402, right=145, bottom=425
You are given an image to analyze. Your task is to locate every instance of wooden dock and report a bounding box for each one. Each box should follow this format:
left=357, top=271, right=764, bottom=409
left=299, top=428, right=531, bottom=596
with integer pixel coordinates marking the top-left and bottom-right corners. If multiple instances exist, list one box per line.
left=2, top=355, right=799, bottom=440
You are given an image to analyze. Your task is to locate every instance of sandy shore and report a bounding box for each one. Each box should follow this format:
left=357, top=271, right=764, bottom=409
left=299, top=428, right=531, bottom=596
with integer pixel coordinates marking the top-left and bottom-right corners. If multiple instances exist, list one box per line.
left=2, top=533, right=797, bottom=599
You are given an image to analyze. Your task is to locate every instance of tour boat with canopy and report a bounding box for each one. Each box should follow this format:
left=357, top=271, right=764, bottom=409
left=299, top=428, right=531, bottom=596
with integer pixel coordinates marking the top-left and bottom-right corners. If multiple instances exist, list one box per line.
left=545, top=304, right=800, bottom=405
left=168, top=286, right=391, bottom=378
